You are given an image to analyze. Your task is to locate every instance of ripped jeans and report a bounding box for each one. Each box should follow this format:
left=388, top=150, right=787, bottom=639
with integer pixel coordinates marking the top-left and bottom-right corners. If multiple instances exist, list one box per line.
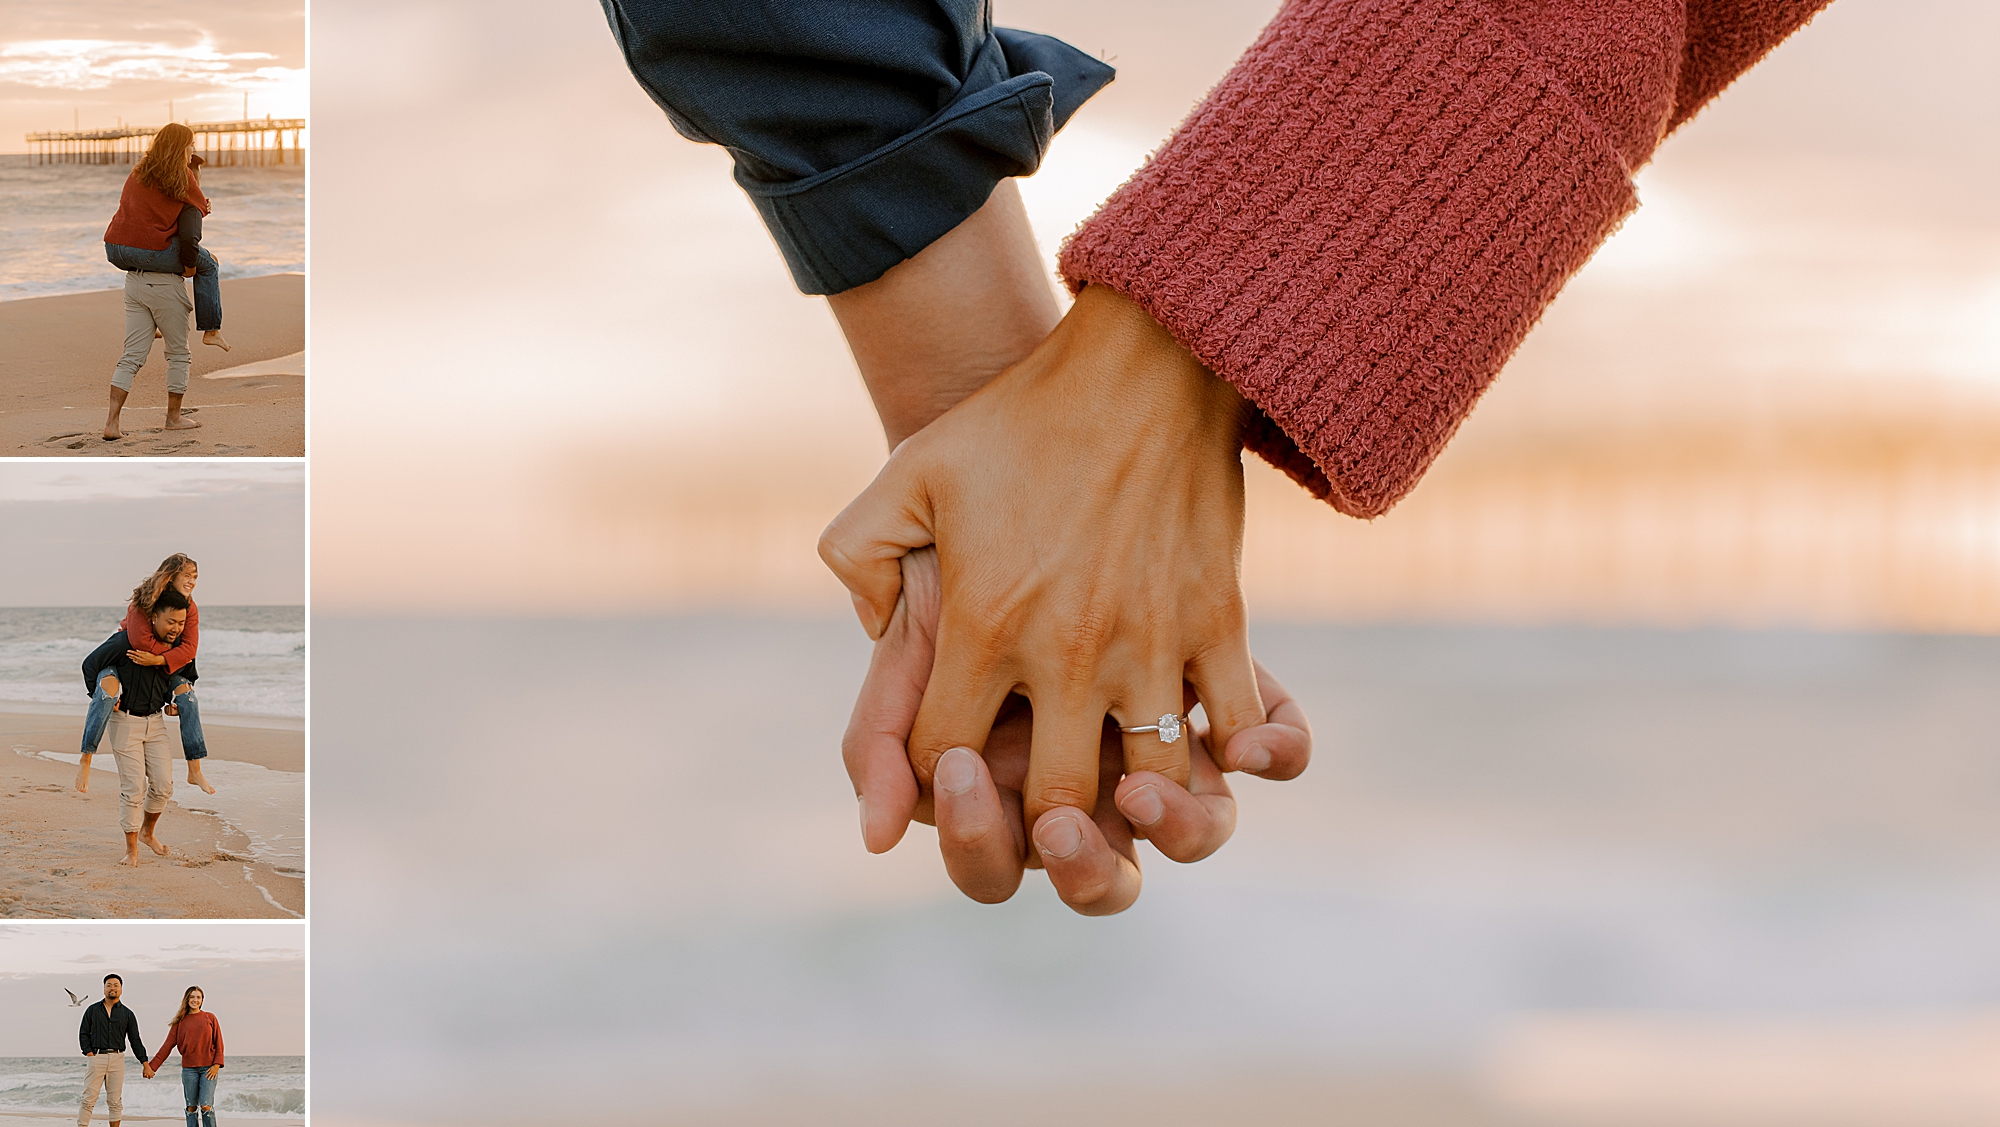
left=181, top=1066, right=217, bottom=1127
left=81, top=670, right=207, bottom=761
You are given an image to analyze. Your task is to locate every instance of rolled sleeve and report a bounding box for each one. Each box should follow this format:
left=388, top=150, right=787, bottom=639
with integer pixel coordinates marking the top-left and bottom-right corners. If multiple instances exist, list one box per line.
left=601, top=1, right=1114, bottom=293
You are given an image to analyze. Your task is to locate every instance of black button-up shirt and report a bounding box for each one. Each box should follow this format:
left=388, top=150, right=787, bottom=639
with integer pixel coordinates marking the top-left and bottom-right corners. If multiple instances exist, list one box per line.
left=81, top=630, right=197, bottom=719
left=78, top=1000, right=146, bottom=1061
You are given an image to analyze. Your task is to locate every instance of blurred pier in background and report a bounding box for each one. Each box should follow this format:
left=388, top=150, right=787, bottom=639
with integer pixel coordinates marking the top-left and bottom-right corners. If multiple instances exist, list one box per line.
left=26, top=117, right=306, bottom=167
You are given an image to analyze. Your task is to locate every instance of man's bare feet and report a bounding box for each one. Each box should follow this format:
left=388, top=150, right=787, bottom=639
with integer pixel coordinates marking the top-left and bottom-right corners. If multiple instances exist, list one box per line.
left=104, top=385, right=129, bottom=440
left=75, top=756, right=92, bottom=793
left=202, top=330, right=231, bottom=351
left=187, top=762, right=216, bottom=795
left=164, top=415, right=203, bottom=431
left=119, top=847, right=142, bottom=867
left=140, top=832, right=170, bottom=857
left=103, top=426, right=123, bottom=441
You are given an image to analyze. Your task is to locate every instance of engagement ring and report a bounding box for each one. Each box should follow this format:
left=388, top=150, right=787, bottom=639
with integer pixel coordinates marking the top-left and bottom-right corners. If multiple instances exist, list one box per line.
left=1118, top=713, right=1186, bottom=744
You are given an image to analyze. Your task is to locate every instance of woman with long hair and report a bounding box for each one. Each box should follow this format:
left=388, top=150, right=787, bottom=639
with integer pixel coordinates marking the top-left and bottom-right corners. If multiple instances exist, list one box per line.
left=143, top=986, right=224, bottom=1127
left=77, top=553, right=215, bottom=797
left=101, top=123, right=228, bottom=440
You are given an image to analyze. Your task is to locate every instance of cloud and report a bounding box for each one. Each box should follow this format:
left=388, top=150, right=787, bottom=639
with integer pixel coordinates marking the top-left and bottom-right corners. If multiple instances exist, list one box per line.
left=0, top=36, right=290, bottom=93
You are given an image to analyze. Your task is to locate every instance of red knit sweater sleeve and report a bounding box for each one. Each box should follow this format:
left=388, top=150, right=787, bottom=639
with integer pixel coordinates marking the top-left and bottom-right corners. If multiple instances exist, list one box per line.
left=1058, top=0, right=1831, bottom=517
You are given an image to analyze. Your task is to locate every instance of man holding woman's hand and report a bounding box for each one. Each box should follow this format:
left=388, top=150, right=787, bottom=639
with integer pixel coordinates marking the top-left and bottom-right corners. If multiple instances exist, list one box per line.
left=602, top=0, right=1832, bottom=913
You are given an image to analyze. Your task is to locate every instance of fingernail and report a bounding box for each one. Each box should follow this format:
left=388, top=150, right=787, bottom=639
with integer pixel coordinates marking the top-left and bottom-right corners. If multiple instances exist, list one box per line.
left=850, top=594, right=881, bottom=638
left=1121, top=784, right=1165, bottom=826
left=1235, top=743, right=1271, bottom=773
left=934, top=747, right=978, bottom=796
left=856, top=795, right=870, bottom=843
left=1035, top=815, right=1082, bottom=860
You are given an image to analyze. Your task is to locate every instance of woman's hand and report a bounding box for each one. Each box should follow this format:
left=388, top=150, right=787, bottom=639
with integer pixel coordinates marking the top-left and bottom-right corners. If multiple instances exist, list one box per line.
left=845, top=547, right=1313, bottom=912
left=127, top=650, right=167, bottom=667
left=822, top=285, right=1267, bottom=827
left=207, top=1065, right=219, bottom=1079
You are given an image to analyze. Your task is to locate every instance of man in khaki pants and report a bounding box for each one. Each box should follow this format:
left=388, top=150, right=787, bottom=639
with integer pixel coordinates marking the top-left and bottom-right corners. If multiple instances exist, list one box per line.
left=80, top=588, right=190, bottom=866
left=77, top=973, right=147, bottom=1127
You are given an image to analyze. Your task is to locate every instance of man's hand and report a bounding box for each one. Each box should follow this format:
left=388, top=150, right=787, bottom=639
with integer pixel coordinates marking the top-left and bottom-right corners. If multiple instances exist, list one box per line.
left=127, top=650, right=167, bottom=666
left=142, top=1065, right=155, bottom=1079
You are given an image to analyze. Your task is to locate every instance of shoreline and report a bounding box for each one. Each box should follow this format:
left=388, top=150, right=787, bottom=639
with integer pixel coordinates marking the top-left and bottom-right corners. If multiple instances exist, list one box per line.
left=0, top=275, right=304, bottom=457
left=0, top=267, right=305, bottom=305
left=1, top=710, right=303, bottom=918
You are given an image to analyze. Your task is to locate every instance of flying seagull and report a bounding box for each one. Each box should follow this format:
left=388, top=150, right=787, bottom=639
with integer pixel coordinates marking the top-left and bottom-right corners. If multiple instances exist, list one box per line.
left=65, top=989, right=92, bottom=1007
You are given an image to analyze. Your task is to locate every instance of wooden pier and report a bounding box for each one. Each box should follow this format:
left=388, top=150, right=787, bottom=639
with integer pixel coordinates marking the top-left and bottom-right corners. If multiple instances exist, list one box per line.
left=26, top=117, right=305, bottom=167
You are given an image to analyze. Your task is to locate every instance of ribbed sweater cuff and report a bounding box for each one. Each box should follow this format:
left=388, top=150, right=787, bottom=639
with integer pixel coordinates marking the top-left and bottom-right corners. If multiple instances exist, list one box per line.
left=1059, top=0, right=1638, bottom=517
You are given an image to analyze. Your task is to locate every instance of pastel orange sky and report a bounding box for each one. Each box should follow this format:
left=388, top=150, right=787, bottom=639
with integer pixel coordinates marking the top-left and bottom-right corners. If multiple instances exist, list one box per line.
left=0, top=2, right=304, bottom=154
left=310, top=0, right=2000, bottom=624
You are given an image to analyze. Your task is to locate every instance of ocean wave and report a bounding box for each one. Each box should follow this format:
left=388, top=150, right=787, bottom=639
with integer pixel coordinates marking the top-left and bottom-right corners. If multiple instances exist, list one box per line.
left=197, top=629, right=306, bottom=657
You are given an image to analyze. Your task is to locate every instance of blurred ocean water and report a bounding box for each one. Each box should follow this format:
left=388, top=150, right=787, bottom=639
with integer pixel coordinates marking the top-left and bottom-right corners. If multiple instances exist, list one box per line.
left=0, top=607, right=305, bottom=719
left=0, top=155, right=304, bottom=302
left=312, top=617, right=2000, bottom=1124
left=0, top=1055, right=303, bottom=1118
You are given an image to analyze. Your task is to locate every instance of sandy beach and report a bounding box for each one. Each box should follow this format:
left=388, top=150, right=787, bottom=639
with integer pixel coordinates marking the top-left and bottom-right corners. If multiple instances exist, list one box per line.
left=0, top=274, right=303, bottom=457
left=0, top=710, right=303, bottom=919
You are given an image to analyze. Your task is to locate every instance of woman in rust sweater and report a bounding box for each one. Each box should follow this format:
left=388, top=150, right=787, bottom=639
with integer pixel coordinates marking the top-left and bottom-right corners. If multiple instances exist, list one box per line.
left=609, top=0, right=1836, bottom=913
left=144, top=986, right=223, bottom=1127
left=104, top=122, right=229, bottom=351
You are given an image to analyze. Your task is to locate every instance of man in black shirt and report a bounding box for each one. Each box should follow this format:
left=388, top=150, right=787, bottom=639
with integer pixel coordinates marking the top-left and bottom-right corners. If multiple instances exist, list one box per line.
left=80, top=587, right=194, bottom=866
left=77, top=972, right=145, bottom=1127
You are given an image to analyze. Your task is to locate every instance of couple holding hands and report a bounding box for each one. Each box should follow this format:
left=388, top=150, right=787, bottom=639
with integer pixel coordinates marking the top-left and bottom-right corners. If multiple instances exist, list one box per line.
left=600, top=0, right=1833, bottom=913
left=77, top=974, right=225, bottom=1127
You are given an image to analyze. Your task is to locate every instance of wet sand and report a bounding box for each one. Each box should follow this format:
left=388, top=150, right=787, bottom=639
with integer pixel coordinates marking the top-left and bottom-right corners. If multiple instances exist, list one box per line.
left=0, top=710, right=303, bottom=919
left=0, top=274, right=303, bottom=457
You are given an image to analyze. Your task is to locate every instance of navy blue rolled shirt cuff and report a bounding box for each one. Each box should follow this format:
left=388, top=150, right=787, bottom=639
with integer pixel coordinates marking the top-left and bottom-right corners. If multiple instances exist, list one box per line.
left=603, top=0, right=1115, bottom=296
left=746, top=29, right=1110, bottom=294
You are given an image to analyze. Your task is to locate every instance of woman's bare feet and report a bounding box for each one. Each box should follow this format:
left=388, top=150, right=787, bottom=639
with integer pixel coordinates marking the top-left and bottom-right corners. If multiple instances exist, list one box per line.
left=187, top=761, right=216, bottom=795
left=202, top=330, right=231, bottom=351
left=75, top=755, right=93, bottom=793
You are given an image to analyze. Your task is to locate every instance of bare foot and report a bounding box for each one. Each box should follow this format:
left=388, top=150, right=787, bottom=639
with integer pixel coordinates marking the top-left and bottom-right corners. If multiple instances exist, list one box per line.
left=164, top=415, right=203, bottom=431
left=140, top=832, right=170, bottom=857
left=202, top=330, right=231, bottom=352
left=187, top=763, right=216, bottom=795
left=102, top=426, right=123, bottom=441
left=119, top=848, right=142, bottom=867
left=75, top=758, right=92, bottom=793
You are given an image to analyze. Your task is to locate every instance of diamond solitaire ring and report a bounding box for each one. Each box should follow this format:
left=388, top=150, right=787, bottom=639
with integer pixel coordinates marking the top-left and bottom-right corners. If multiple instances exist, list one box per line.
left=1118, top=713, right=1186, bottom=744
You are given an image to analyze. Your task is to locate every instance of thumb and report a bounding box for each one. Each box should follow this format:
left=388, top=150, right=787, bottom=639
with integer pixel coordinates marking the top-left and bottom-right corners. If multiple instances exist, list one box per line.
left=819, top=455, right=934, bottom=640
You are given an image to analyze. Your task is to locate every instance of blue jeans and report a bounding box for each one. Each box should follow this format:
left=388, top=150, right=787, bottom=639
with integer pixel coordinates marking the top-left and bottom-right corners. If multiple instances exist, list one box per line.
left=181, top=1066, right=216, bottom=1127
left=80, top=656, right=206, bottom=762
left=105, top=243, right=222, bottom=332
left=80, top=669, right=119, bottom=755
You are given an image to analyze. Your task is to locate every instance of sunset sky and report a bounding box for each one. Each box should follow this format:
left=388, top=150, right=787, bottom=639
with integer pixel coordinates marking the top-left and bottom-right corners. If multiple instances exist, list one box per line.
left=0, top=462, right=304, bottom=606
left=0, top=1, right=304, bottom=153
left=302, top=0, right=1999, bottom=621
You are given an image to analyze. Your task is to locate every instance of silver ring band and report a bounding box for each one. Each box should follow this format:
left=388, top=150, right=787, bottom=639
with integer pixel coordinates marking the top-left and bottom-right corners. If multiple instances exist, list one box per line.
left=1118, top=712, right=1186, bottom=744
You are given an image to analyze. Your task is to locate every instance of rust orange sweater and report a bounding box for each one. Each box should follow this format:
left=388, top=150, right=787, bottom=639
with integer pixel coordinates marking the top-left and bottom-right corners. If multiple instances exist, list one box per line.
left=147, top=1010, right=223, bottom=1071
left=103, top=172, right=211, bottom=253
left=1059, top=0, right=1831, bottom=517
left=124, top=599, right=199, bottom=676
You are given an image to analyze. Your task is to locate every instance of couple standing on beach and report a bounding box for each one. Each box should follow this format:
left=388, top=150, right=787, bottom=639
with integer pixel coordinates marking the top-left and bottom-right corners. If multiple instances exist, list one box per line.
left=76, top=553, right=216, bottom=868
left=77, top=974, right=226, bottom=1127
left=101, top=123, right=234, bottom=441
